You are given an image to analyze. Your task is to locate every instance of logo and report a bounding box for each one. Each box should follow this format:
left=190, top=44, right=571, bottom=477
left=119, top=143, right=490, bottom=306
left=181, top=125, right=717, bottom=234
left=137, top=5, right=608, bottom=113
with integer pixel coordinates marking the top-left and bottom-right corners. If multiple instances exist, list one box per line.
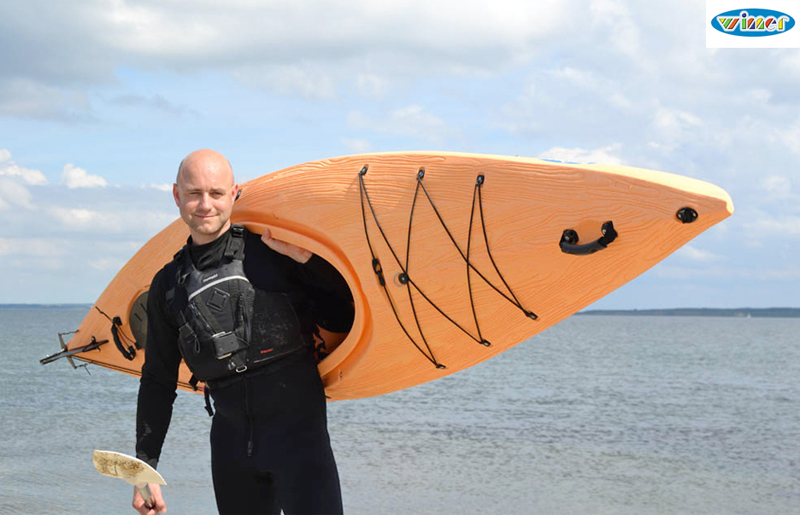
left=711, top=8, right=796, bottom=36
left=707, top=1, right=800, bottom=48
left=202, top=273, right=219, bottom=283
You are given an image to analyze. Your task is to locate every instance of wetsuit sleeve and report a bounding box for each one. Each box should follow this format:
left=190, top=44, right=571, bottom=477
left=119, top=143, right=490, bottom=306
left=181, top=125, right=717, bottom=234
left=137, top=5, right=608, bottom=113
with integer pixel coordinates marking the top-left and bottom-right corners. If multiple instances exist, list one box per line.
left=295, top=254, right=355, bottom=333
left=301, top=255, right=351, bottom=296
left=136, top=267, right=181, bottom=469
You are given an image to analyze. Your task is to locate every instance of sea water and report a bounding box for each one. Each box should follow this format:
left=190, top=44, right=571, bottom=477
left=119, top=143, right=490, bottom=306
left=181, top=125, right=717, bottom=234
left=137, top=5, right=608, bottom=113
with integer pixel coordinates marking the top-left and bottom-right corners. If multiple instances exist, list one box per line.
left=0, top=307, right=798, bottom=514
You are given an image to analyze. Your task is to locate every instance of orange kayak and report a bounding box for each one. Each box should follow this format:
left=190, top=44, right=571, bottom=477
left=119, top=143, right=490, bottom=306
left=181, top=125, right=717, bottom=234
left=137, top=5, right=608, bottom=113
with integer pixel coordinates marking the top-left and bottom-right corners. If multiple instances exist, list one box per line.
left=48, top=152, right=733, bottom=400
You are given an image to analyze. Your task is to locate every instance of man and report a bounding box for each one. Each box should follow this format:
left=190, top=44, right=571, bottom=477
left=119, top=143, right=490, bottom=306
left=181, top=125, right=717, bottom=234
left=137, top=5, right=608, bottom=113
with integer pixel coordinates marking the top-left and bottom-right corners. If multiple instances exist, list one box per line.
left=134, top=149, right=352, bottom=514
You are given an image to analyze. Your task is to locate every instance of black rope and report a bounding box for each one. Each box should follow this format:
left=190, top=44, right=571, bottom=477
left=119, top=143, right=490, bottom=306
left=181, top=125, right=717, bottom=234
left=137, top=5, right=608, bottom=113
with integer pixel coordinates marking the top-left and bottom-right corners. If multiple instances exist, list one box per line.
left=399, top=172, right=444, bottom=364
left=400, top=173, right=535, bottom=343
left=415, top=175, right=536, bottom=318
left=404, top=275, right=484, bottom=343
left=357, top=165, right=539, bottom=368
left=362, top=168, right=484, bottom=346
left=466, top=178, right=488, bottom=346
left=362, top=166, right=489, bottom=350
left=476, top=177, right=537, bottom=320
left=358, top=167, right=444, bottom=368
left=94, top=305, right=113, bottom=322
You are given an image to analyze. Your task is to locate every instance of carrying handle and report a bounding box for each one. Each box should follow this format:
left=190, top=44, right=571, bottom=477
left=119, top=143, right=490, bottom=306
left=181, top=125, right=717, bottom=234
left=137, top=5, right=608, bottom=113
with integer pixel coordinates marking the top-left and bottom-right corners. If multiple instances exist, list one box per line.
left=111, top=316, right=135, bottom=360
left=559, top=221, right=618, bottom=256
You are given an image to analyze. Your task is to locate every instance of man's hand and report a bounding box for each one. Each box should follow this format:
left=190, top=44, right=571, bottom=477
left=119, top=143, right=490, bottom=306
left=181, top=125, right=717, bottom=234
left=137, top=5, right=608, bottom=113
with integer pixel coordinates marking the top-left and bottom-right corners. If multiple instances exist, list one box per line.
left=132, top=483, right=166, bottom=514
left=261, top=228, right=312, bottom=264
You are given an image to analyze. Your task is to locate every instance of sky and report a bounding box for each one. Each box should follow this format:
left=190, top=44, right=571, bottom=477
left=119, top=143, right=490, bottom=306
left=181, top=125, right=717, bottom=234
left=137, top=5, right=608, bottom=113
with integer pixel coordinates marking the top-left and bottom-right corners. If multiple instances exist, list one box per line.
left=0, top=0, right=798, bottom=308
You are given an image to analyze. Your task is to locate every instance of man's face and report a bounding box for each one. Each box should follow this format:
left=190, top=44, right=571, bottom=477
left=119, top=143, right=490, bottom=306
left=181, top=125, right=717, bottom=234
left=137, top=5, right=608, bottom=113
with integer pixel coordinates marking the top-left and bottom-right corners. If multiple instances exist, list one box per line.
left=173, top=155, right=238, bottom=245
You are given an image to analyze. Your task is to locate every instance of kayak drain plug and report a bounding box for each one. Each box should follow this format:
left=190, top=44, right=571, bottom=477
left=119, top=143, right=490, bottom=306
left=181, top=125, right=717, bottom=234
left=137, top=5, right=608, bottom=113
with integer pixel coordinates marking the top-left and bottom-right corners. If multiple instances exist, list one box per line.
left=676, top=207, right=698, bottom=224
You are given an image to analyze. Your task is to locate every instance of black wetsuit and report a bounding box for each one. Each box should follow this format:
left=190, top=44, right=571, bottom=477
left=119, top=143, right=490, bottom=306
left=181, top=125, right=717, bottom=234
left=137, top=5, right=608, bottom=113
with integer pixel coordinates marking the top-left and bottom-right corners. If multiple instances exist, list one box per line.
left=136, top=226, right=353, bottom=514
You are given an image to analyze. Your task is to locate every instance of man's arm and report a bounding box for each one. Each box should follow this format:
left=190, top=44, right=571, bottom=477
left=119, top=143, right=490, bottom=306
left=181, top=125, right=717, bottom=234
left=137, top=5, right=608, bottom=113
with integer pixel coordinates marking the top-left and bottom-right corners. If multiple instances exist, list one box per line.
left=261, top=228, right=311, bottom=264
left=260, top=228, right=351, bottom=297
left=132, top=270, right=181, bottom=515
left=258, top=228, right=354, bottom=332
left=134, top=269, right=181, bottom=512
left=280, top=244, right=354, bottom=334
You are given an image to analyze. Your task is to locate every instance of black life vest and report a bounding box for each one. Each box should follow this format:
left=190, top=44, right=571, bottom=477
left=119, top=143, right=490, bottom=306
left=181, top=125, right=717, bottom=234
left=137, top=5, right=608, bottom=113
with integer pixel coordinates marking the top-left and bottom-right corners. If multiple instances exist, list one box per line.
left=168, top=225, right=308, bottom=383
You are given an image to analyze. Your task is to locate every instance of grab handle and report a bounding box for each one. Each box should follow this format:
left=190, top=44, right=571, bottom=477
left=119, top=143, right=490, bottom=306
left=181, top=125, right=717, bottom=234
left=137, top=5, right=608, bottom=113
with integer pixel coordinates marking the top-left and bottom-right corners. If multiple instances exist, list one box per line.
left=559, top=221, right=617, bottom=256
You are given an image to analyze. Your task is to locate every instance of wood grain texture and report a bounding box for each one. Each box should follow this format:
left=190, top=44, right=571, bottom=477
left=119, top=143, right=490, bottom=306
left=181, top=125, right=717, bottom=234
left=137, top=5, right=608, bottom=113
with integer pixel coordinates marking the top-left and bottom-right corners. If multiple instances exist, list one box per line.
left=63, top=152, right=733, bottom=400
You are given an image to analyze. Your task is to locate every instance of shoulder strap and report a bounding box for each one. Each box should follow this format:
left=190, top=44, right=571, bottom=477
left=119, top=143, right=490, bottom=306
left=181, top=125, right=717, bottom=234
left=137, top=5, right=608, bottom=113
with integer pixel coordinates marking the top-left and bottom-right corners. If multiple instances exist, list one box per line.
left=165, top=246, right=189, bottom=316
left=224, top=224, right=246, bottom=260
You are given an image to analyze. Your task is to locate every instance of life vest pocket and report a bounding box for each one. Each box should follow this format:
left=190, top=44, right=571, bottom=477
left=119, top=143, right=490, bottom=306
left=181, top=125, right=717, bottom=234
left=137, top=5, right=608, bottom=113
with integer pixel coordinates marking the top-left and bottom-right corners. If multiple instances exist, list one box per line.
left=178, top=322, right=201, bottom=356
left=210, top=331, right=241, bottom=360
left=247, top=291, right=307, bottom=364
left=178, top=319, right=244, bottom=381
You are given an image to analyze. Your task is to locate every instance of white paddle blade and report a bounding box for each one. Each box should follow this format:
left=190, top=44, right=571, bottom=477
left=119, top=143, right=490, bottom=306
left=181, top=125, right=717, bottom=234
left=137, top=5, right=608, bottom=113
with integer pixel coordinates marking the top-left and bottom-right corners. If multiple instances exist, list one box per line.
left=92, top=450, right=167, bottom=486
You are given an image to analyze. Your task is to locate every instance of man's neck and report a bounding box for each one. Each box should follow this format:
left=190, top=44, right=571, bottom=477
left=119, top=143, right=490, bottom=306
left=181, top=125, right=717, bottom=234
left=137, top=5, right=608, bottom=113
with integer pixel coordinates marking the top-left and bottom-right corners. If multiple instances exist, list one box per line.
left=190, top=222, right=231, bottom=246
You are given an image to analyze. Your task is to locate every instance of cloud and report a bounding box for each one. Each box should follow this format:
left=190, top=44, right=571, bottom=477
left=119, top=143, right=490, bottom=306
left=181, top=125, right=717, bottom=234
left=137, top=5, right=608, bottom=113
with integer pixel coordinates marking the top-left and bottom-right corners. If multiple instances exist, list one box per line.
left=90, top=0, right=569, bottom=69
left=340, top=138, right=373, bottom=154
left=7, top=257, right=64, bottom=271
left=492, top=68, right=637, bottom=141
left=652, top=265, right=725, bottom=280
left=781, top=51, right=800, bottom=78
left=774, top=117, right=800, bottom=154
left=0, top=78, right=92, bottom=121
left=0, top=237, right=16, bottom=255
left=108, top=93, right=199, bottom=117
left=0, top=237, right=70, bottom=274
left=0, top=1, right=797, bottom=306
left=743, top=213, right=800, bottom=238
left=549, top=67, right=633, bottom=110
left=675, top=245, right=722, bottom=263
left=0, top=173, right=181, bottom=302
left=654, top=264, right=800, bottom=282
left=233, top=65, right=338, bottom=100
left=348, top=105, right=449, bottom=144
left=0, top=178, right=35, bottom=210
left=48, top=205, right=176, bottom=234
left=0, top=149, right=48, bottom=185
left=0, top=0, right=573, bottom=116
left=49, top=206, right=104, bottom=228
left=148, top=183, right=173, bottom=192
left=0, top=237, right=67, bottom=257
left=88, top=257, right=126, bottom=272
left=355, top=74, right=390, bottom=99
left=652, top=105, right=703, bottom=142
left=537, top=144, right=626, bottom=165
left=761, top=175, right=795, bottom=200
left=590, top=0, right=646, bottom=63
left=550, top=67, right=595, bottom=88
left=61, top=164, right=108, bottom=189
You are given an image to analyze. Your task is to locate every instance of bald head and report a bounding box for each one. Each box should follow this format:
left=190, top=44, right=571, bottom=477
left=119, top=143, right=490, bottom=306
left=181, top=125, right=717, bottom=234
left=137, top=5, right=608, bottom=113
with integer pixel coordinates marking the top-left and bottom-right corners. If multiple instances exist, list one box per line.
left=177, top=149, right=234, bottom=187
left=173, top=149, right=239, bottom=245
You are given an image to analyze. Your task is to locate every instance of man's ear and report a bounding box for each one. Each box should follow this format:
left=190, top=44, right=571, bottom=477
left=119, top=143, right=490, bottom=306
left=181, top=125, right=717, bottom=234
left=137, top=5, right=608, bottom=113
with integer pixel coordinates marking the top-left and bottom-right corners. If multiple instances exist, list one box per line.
left=232, top=184, right=240, bottom=202
left=173, top=183, right=180, bottom=207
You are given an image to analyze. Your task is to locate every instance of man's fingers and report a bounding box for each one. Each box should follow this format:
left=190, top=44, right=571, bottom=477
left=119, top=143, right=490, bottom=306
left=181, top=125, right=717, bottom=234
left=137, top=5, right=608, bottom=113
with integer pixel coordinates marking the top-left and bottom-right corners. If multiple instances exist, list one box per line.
left=149, top=483, right=167, bottom=514
left=133, top=484, right=166, bottom=514
left=132, top=486, right=150, bottom=514
left=261, top=230, right=311, bottom=263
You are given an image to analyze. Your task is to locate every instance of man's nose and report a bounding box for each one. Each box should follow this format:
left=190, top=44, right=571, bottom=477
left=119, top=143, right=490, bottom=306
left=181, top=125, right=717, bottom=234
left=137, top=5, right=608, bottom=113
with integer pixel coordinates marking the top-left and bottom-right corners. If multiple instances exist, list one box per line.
left=198, top=193, right=212, bottom=209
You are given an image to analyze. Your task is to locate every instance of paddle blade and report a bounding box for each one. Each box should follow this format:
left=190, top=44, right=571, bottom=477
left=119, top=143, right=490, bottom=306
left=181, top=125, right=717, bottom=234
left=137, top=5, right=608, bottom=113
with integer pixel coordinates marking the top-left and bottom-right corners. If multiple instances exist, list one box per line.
left=92, top=450, right=167, bottom=486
